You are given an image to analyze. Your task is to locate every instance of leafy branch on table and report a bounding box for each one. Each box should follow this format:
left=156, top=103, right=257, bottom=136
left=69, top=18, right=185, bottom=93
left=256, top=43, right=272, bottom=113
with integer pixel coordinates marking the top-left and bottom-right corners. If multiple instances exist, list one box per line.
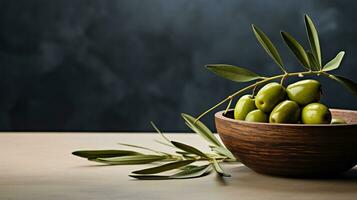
left=73, top=114, right=236, bottom=180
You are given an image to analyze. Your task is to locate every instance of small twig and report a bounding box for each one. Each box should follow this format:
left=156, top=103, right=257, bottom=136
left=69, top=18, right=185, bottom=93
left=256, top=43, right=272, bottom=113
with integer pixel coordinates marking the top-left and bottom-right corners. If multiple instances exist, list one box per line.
left=280, top=73, right=288, bottom=85
left=223, top=96, right=233, bottom=115
left=251, top=84, right=258, bottom=97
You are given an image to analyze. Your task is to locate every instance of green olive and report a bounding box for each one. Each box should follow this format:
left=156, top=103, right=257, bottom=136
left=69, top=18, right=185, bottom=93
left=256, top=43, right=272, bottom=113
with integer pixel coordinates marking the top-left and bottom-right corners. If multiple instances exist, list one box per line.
left=245, top=109, right=268, bottom=122
left=234, top=95, right=256, bottom=120
left=286, top=79, right=321, bottom=106
left=331, top=118, right=346, bottom=124
left=255, top=82, right=286, bottom=113
left=301, top=103, right=331, bottom=124
left=269, top=100, right=300, bottom=124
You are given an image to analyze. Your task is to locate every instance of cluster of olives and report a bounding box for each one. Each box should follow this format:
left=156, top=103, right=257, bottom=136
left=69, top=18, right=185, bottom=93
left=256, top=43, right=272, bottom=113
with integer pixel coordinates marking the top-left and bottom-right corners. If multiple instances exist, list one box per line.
left=234, top=79, right=345, bottom=124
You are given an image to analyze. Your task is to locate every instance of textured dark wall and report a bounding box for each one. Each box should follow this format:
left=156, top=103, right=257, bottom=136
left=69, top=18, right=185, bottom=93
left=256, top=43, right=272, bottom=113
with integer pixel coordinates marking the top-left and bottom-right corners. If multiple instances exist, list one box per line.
left=0, top=0, right=356, bottom=131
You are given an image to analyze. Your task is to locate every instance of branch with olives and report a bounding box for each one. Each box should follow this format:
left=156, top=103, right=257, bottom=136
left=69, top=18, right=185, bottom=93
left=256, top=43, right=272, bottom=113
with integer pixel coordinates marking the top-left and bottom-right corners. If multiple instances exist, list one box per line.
left=72, top=15, right=357, bottom=180
left=195, top=15, right=356, bottom=123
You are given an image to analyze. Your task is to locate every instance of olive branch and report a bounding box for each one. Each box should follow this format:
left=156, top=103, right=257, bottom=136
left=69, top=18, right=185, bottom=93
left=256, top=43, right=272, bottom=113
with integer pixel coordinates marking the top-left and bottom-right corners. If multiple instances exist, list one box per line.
left=72, top=14, right=357, bottom=180
left=195, top=15, right=356, bottom=122
left=73, top=116, right=236, bottom=180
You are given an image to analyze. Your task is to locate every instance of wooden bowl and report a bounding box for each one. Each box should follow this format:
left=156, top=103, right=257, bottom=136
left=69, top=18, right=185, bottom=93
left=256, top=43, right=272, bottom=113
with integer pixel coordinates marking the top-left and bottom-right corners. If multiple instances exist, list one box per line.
left=215, top=109, right=357, bottom=177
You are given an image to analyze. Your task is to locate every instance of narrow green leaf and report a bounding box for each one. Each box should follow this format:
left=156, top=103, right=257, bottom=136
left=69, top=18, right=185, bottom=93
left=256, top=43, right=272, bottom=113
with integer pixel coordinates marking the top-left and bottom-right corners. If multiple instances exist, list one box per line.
left=171, top=141, right=209, bottom=158
left=252, top=24, right=286, bottom=72
left=154, top=139, right=176, bottom=148
left=129, top=164, right=212, bottom=180
left=179, top=165, right=199, bottom=170
left=304, top=14, right=321, bottom=67
left=150, top=121, right=172, bottom=145
left=306, top=51, right=320, bottom=71
left=211, top=159, right=231, bottom=177
left=176, top=151, right=189, bottom=155
left=181, top=113, right=222, bottom=147
left=132, top=160, right=195, bottom=174
left=175, top=151, right=195, bottom=155
left=95, top=155, right=166, bottom=165
left=327, top=74, right=357, bottom=95
left=72, top=150, right=141, bottom=159
left=205, top=64, right=262, bottom=82
left=151, top=122, right=176, bottom=149
left=182, top=155, right=197, bottom=159
left=281, top=31, right=310, bottom=69
left=117, top=143, right=166, bottom=155
left=323, top=51, right=345, bottom=72
left=171, top=164, right=212, bottom=179
left=212, top=146, right=236, bottom=161
left=128, top=174, right=171, bottom=180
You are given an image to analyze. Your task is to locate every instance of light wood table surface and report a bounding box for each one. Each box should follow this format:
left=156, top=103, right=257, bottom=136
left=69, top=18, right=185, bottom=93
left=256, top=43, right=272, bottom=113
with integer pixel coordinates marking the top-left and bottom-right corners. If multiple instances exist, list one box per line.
left=1, top=133, right=356, bottom=200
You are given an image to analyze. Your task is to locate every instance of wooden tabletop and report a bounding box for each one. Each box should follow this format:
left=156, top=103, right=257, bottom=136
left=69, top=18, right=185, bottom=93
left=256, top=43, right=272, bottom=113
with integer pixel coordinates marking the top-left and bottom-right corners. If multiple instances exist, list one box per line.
left=1, top=133, right=356, bottom=200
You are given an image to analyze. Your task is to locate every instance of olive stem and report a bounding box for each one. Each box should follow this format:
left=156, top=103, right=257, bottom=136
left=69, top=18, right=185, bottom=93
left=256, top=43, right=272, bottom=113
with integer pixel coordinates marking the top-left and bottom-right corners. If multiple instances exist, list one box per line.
left=251, top=84, right=258, bottom=97
left=223, top=97, right=233, bottom=115
left=194, top=70, right=320, bottom=123
left=280, top=73, right=288, bottom=85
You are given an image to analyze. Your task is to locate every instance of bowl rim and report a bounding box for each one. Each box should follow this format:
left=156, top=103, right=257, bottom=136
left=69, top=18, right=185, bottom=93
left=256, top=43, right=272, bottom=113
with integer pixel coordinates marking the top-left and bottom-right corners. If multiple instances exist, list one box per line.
left=215, top=108, right=357, bottom=126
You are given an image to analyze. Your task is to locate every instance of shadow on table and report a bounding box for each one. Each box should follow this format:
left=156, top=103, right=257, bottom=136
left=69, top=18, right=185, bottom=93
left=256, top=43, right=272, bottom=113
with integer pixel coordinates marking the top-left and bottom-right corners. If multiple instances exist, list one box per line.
left=326, top=168, right=357, bottom=181
left=216, top=165, right=357, bottom=193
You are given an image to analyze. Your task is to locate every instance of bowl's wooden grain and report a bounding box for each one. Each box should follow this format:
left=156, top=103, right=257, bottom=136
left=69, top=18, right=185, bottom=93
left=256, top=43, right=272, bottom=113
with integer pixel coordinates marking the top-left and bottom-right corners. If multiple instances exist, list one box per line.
left=215, top=109, right=357, bottom=177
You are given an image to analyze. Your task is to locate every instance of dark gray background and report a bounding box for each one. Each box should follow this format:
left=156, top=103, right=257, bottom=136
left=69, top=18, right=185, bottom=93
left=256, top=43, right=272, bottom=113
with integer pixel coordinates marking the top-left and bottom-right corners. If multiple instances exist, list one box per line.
left=0, top=0, right=356, bottom=131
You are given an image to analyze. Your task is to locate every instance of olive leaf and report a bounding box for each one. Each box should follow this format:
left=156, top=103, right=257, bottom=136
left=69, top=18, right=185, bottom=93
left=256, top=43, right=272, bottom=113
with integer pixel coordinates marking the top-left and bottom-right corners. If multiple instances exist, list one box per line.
left=175, top=151, right=191, bottom=155
left=211, top=158, right=231, bottom=177
left=252, top=24, right=286, bottom=73
left=171, top=164, right=212, bottom=179
left=327, top=74, right=357, bottom=95
left=151, top=121, right=173, bottom=146
left=181, top=113, right=222, bottom=147
left=306, top=51, right=320, bottom=71
left=281, top=31, right=310, bottom=70
left=206, top=64, right=263, bottom=82
left=130, top=164, right=212, bottom=180
left=117, top=143, right=170, bottom=155
left=72, top=150, right=141, bottom=159
left=175, top=151, right=196, bottom=159
left=132, top=160, right=195, bottom=174
left=128, top=174, right=172, bottom=180
left=304, top=14, right=322, bottom=68
left=323, top=51, right=345, bottom=72
left=171, top=141, right=209, bottom=158
left=211, top=146, right=236, bottom=161
left=95, top=155, right=167, bottom=165
left=179, top=165, right=199, bottom=170
left=154, top=139, right=176, bottom=148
